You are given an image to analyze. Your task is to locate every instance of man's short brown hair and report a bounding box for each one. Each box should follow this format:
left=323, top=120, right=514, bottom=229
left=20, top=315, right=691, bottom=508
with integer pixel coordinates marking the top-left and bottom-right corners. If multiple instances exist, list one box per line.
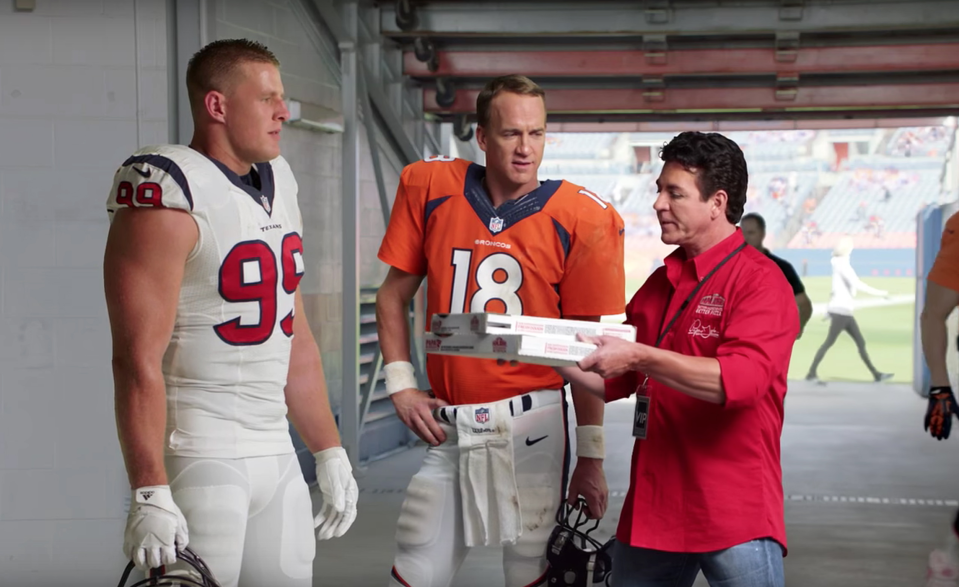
left=475, top=75, right=546, bottom=128
left=186, top=39, right=280, bottom=115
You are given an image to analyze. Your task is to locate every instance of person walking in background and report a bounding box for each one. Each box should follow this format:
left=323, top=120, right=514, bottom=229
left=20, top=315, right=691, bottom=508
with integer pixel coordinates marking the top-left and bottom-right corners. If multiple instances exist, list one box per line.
left=740, top=212, right=813, bottom=338
left=805, top=236, right=894, bottom=384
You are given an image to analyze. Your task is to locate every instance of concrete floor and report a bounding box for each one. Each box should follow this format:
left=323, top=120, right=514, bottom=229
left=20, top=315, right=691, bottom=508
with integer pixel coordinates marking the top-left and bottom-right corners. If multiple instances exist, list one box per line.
left=313, top=381, right=959, bottom=586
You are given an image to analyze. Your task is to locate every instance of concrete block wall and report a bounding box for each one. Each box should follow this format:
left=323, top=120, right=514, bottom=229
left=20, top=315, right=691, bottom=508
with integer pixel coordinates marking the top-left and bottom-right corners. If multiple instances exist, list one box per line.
left=359, top=130, right=398, bottom=288
left=0, top=0, right=168, bottom=584
left=213, top=0, right=404, bottom=411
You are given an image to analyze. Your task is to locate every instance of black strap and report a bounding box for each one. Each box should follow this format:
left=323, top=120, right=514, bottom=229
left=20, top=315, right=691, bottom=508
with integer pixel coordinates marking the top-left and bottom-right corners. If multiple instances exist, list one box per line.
left=654, top=242, right=747, bottom=347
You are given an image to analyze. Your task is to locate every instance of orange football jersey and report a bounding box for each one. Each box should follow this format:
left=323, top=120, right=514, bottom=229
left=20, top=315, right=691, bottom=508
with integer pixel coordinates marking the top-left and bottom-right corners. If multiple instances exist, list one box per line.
left=378, top=157, right=626, bottom=405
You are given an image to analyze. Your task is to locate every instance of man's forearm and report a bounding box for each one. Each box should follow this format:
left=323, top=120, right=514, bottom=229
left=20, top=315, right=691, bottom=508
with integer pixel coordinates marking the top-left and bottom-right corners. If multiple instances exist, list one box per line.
left=556, top=366, right=606, bottom=399
left=637, top=347, right=725, bottom=404
left=921, top=312, right=951, bottom=387
left=286, top=337, right=341, bottom=453
left=571, top=383, right=604, bottom=426
left=113, top=361, right=168, bottom=489
left=376, top=291, right=414, bottom=365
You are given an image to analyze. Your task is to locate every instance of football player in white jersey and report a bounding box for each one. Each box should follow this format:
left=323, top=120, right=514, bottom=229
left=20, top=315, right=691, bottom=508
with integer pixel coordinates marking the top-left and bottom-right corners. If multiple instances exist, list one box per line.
left=103, top=39, right=357, bottom=587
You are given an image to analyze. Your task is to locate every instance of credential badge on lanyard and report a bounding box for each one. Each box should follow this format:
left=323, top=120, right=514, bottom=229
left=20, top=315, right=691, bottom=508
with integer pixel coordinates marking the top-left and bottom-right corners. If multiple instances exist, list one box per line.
left=631, top=241, right=746, bottom=440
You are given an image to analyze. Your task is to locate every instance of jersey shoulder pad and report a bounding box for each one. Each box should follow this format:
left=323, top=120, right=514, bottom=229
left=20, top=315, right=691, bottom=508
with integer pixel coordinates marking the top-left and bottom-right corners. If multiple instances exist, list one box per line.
left=551, top=179, right=622, bottom=225
left=401, top=156, right=471, bottom=190
left=268, top=154, right=301, bottom=230
left=106, top=145, right=208, bottom=215
left=268, top=154, right=298, bottom=199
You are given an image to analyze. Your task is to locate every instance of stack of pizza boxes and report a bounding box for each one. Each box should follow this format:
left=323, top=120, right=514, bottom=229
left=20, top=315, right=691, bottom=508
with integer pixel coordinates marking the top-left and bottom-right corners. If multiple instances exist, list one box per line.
left=425, top=313, right=637, bottom=367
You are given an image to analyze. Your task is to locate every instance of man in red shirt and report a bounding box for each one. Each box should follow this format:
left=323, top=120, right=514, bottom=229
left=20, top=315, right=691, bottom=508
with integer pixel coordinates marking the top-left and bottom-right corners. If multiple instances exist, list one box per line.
left=560, top=132, right=798, bottom=587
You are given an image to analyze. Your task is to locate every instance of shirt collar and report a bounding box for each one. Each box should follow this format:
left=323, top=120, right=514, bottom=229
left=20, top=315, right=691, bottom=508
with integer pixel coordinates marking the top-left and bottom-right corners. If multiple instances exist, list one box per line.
left=664, top=228, right=746, bottom=286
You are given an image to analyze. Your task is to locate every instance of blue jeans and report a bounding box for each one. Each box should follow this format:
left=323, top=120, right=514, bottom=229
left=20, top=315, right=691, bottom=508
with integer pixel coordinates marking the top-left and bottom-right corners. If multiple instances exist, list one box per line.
left=610, top=538, right=785, bottom=587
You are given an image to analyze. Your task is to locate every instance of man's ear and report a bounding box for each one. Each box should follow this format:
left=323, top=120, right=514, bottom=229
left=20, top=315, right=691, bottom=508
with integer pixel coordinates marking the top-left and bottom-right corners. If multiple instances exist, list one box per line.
left=475, top=125, right=488, bottom=153
left=711, top=190, right=729, bottom=220
left=204, top=91, right=227, bottom=123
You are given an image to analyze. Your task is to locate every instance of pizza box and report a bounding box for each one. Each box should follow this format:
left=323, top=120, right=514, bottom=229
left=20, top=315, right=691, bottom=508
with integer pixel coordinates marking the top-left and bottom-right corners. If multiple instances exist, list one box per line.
left=429, top=313, right=636, bottom=342
left=424, top=333, right=598, bottom=367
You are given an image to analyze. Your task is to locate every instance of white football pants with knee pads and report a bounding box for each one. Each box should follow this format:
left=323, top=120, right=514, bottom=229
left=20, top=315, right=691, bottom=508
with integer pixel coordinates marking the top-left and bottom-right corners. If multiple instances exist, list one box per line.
left=165, top=452, right=315, bottom=587
left=390, top=390, right=572, bottom=587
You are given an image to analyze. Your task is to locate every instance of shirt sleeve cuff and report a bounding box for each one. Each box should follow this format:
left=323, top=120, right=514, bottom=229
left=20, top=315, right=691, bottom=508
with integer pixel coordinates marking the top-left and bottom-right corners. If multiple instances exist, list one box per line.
left=717, top=354, right=767, bottom=409
left=604, top=372, right=637, bottom=403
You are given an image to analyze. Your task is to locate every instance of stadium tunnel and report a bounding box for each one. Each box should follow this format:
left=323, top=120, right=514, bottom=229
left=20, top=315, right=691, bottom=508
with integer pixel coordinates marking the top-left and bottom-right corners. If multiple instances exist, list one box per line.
left=1, top=1, right=958, bottom=585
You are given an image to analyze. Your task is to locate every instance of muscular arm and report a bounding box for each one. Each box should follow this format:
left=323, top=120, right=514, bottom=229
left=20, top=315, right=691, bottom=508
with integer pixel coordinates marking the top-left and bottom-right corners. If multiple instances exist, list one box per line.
left=375, top=266, right=424, bottom=364
left=921, top=281, right=959, bottom=387
left=104, top=208, right=198, bottom=489
left=285, top=289, right=341, bottom=453
left=796, top=292, right=813, bottom=335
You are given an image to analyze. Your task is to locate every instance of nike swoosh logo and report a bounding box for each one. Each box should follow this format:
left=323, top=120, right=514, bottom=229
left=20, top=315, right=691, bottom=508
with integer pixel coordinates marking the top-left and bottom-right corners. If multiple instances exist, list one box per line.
left=133, top=166, right=151, bottom=178
left=525, top=435, right=548, bottom=446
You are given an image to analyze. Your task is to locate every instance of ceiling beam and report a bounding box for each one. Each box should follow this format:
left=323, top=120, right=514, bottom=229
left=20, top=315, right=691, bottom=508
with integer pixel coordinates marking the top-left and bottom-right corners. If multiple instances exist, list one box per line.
left=545, top=117, right=955, bottom=132
left=381, top=1, right=959, bottom=38
left=424, top=83, right=959, bottom=115
left=405, top=43, right=959, bottom=78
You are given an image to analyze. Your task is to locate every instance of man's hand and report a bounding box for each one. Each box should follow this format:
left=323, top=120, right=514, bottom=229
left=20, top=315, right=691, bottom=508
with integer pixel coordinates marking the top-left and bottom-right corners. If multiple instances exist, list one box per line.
left=578, top=335, right=641, bottom=379
left=123, top=486, right=189, bottom=570
left=313, top=447, right=359, bottom=540
left=925, top=386, right=959, bottom=441
left=566, top=458, right=608, bottom=520
left=390, top=388, right=450, bottom=446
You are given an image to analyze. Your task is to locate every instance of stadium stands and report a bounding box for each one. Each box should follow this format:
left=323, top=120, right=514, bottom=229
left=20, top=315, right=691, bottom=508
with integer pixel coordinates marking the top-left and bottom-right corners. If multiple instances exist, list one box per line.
left=539, top=125, right=954, bottom=276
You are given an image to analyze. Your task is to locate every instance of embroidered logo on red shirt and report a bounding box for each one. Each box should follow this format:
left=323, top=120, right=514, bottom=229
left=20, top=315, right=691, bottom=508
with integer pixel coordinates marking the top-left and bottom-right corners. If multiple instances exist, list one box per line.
left=688, top=319, right=720, bottom=339
left=694, top=293, right=726, bottom=317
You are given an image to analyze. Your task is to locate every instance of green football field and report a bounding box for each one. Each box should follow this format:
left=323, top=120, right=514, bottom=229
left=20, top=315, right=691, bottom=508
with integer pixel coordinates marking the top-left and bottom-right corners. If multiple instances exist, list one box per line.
left=790, top=276, right=916, bottom=383
left=620, top=276, right=917, bottom=384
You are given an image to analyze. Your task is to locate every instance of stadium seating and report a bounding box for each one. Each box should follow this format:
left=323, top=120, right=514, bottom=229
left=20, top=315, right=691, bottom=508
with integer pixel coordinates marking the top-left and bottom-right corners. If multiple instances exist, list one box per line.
left=539, top=127, right=953, bottom=264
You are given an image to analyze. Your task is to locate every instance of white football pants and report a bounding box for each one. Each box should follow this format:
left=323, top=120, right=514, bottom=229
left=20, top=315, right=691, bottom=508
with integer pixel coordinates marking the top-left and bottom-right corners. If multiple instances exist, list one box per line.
left=164, top=452, right=315, bottom=587
left=390, top=390, right=572, bottom=587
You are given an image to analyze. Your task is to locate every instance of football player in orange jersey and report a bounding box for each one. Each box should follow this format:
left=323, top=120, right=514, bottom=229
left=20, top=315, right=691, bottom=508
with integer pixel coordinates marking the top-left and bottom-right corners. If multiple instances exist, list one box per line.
left=376, top=75, right=626, bottom=587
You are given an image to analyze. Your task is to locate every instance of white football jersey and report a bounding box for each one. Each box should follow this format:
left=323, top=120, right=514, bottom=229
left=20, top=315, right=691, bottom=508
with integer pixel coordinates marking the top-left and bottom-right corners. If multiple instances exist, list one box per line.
left=107, top=145, right=304, bottom=458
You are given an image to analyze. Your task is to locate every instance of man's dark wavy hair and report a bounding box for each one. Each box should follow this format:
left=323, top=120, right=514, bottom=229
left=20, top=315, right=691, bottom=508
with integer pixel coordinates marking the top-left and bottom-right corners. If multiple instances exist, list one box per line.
left=660, top=132, right=748, bottom=224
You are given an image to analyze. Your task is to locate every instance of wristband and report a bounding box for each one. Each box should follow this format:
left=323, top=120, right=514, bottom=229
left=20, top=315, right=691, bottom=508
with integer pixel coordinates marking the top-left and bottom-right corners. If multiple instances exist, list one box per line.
left=384, top=361, right=417, bottom=395
left=575, top=425, right=605, bottom=460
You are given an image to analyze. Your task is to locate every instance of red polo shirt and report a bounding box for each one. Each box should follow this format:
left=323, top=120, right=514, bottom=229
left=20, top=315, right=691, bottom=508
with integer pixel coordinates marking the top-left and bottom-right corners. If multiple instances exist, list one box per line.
left=606, top=229, right=798, bottom=554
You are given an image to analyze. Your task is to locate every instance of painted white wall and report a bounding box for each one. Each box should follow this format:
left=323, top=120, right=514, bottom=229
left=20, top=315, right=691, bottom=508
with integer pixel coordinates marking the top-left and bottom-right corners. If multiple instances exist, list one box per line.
left=0, top=0, right=167, bottom=584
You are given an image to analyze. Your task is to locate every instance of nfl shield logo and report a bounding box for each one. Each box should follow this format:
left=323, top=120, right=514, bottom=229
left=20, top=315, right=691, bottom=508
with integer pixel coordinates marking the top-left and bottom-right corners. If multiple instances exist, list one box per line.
left=489, top=217, right=504, bottom=233
left=475, top=407, right=490, bottom=424
left=260, top=195, right=272, bottom=213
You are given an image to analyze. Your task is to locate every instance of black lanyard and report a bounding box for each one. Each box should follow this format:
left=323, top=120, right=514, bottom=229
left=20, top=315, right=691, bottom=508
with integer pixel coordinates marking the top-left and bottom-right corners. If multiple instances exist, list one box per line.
left=654, top=242, right=747, bottom=347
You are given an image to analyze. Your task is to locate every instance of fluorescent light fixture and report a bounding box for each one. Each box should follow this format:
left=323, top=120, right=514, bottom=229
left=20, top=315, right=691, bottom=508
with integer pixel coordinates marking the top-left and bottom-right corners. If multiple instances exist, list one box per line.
left=285, top=99, right=344, bottom=134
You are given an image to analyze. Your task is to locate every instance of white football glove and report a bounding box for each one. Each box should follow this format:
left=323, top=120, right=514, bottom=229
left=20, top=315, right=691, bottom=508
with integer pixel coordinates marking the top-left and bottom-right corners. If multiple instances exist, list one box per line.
left=123, top=485, right=189, bottom=570
left=312, top=447, right=358, bottom=540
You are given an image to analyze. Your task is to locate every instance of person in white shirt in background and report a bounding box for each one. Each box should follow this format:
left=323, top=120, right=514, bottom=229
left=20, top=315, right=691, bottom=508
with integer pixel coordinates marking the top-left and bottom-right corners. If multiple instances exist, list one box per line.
left=805, top=236, right=894, bottom=384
